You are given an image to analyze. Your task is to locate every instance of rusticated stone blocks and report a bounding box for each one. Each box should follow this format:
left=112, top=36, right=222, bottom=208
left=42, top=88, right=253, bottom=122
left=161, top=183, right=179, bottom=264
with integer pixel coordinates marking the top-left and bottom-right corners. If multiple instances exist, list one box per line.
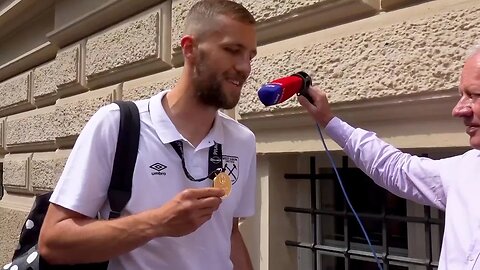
left=55, top=86, right=117, bottom=148
left=171, top=0, right=381, bottom=65
left=121, top=68, right=181, bottom=101
left=238, top=5, right=480, bottom=115
left=5, top=106, right=57, bottom=153
left=30, top=150, right=71, bottom=192
left=0, top=72, right=34, bottom=117
left=55, top=42, right=87, bottom=97
left=85, top=5, right=171, bottom=89
left=32, top=60, right=58, bottom=107
left=3, top=153, right=32, bottom=193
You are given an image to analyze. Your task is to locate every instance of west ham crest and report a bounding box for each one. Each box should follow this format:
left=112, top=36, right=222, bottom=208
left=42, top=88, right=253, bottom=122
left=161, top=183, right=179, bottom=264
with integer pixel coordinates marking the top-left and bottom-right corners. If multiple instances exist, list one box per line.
left=222, top=155, right=239, bottom=184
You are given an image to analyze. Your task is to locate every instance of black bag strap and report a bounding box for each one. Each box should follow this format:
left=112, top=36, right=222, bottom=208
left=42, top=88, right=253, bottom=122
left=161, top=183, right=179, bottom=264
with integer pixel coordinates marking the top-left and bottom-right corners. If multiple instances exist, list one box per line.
left=0, top=162, right=3, bottom=200
left=107, top=101, right=140, bottom=219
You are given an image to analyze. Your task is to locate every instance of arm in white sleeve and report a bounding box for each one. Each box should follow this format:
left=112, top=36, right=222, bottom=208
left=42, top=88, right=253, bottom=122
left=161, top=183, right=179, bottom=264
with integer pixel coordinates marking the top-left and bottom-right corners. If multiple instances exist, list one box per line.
left=325, top=117, right=447, bottom=210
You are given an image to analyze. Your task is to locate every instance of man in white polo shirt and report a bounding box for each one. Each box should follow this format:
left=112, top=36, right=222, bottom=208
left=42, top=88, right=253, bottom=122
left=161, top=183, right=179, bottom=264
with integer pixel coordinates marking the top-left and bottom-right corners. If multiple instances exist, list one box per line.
left=38, top=0, right=258, bottom=269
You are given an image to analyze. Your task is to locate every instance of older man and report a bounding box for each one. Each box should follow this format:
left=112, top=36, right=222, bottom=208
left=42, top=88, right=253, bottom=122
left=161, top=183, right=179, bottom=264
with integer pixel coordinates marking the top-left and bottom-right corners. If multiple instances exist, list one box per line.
left=299, top=45, right=480, bottom=269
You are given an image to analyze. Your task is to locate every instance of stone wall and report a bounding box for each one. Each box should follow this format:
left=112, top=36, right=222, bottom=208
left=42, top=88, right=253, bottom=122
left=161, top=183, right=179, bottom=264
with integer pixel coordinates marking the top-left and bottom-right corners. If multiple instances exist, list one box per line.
left=1, top=0, right=478, bottom=268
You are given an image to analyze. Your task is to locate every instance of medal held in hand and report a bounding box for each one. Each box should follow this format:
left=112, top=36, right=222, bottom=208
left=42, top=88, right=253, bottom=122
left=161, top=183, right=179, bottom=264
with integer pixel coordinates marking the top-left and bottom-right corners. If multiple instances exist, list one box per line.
left=213, top=172, right=231, bottom=197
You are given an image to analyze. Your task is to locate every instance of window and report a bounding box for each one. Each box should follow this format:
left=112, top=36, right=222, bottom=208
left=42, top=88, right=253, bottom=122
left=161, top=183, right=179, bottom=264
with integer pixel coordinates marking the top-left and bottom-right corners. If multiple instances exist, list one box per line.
left=285, top=156, right=444, bottom=270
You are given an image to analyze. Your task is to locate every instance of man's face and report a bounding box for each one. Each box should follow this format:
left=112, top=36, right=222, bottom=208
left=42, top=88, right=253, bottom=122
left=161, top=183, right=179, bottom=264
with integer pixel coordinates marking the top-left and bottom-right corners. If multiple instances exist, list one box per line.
left=452, top=53, right=480, bottom=149
left=191, top=15, right=257, bottom=110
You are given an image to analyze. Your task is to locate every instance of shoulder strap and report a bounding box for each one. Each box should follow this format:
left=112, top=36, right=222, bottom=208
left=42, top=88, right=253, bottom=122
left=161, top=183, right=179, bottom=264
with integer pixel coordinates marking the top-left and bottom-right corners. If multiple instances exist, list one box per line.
left=0, top=163, right=3, bottom=200
left=108, top=101, right=140, bottom=219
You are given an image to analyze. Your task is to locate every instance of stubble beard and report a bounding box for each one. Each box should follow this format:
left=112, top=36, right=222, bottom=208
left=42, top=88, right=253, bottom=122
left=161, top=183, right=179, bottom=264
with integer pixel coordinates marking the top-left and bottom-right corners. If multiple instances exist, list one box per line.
left=192, top=52, right=239, bottom=110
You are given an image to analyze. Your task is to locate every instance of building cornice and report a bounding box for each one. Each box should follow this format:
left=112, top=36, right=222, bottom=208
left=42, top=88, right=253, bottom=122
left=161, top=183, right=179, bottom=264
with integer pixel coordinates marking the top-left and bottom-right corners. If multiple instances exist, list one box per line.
left=46, top=0, right=167, bottom=48
left=0, top=42, right=56, bottom=82
left=239, top=89, right=469, bottom=153
left=0, top=0, right=54, bottom=39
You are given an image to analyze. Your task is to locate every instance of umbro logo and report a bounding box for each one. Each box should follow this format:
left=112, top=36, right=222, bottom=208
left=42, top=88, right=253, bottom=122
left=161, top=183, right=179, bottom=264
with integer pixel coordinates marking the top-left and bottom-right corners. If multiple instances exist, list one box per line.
left=150, top=163, right=167, bottom=176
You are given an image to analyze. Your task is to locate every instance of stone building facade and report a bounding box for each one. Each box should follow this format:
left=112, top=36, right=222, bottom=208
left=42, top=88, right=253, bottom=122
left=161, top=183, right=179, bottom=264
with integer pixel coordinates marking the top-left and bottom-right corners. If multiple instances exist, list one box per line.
left=1, top=0, right=479, bottom=269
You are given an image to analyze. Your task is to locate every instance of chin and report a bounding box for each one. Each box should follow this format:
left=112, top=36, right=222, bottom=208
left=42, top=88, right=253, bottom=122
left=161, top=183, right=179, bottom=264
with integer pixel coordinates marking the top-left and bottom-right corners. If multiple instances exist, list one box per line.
left=228, top=97, right=241, bottom=109
left=220, top=93, right=240, bottom=110
left=470, top=137, right=480, bottom=150
left=221, top=101, right=237, bottom=110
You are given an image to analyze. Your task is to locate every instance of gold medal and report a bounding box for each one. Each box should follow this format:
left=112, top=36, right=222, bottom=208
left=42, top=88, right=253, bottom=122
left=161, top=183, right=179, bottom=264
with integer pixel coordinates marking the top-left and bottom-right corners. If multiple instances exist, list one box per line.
left=213, top=172, right=231, bottom=197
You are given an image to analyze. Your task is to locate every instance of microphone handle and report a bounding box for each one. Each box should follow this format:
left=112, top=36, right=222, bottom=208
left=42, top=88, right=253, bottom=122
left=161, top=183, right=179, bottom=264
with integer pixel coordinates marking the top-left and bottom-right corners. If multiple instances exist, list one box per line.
left=294, top=72, right=314, bottom=104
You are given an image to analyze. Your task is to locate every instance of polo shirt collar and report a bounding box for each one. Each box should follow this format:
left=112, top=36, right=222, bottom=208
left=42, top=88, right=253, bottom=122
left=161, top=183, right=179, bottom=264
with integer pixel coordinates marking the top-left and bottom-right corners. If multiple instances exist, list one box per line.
left=149, top=90, right=225, bottom=148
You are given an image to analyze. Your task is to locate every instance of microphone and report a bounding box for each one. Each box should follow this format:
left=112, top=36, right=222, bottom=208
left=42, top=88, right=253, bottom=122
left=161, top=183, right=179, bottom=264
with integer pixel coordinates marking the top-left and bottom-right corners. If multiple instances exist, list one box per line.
left=257, top=71, right=313, bottom=106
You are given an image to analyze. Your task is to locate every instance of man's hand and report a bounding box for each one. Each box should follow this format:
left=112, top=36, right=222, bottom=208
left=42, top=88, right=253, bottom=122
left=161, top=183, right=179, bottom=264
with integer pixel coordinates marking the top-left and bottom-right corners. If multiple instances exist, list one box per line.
left=152, top=187, right=225, bottom=237
left=298, top=86, right=334, bottom=127
left=39, top=187, right=225, bottom=264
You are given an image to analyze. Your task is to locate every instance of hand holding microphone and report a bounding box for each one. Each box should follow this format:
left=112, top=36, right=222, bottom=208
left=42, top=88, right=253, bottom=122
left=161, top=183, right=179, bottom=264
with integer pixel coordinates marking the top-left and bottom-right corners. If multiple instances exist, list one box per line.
left=298, top=86, right=334, bottom=127
left=257, top=72, right=334, bottom=127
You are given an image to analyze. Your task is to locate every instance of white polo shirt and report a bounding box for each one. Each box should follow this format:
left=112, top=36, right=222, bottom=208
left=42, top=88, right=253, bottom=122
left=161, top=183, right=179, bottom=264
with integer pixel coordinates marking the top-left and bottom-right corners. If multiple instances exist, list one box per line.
left=50, top=90, right=257, bottom=270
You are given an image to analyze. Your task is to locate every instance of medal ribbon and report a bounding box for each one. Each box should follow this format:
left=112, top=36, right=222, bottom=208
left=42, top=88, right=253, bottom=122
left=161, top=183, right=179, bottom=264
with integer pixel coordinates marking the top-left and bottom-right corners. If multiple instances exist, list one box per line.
left=170, top=140, right=223, bottom=182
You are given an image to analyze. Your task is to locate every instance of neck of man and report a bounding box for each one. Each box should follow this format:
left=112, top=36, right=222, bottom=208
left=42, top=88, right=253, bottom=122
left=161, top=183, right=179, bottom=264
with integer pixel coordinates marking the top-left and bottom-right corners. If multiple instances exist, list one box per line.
left=163, top=74, right=218, bottom=148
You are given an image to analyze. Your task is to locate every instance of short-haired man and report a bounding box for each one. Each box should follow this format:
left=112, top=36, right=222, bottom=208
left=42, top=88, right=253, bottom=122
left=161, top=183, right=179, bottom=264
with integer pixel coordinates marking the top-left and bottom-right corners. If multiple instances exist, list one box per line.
left=39, top=1, right=258, bottom=269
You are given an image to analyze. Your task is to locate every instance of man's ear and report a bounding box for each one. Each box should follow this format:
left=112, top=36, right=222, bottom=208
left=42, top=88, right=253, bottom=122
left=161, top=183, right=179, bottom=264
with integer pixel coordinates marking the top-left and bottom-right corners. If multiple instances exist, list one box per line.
left=181, top=35, right=196, bottom=64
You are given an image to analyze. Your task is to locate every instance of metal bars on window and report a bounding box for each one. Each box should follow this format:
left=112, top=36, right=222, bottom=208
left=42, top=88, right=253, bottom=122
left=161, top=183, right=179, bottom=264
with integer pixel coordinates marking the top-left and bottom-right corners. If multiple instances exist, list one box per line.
left=284, top=156, right=445, bottom=270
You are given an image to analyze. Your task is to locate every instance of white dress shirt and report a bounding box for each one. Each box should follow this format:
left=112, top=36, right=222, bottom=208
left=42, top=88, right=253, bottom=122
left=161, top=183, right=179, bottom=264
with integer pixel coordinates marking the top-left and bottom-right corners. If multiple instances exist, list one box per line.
left=325, top=117, right=480, bottom=270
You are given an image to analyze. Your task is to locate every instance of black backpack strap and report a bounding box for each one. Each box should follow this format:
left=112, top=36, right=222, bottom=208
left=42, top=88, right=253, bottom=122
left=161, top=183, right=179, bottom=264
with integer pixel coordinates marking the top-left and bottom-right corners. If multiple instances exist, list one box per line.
left=0, top=162, right=3, bottom=200
left=108, top=101, right=140, bottom=219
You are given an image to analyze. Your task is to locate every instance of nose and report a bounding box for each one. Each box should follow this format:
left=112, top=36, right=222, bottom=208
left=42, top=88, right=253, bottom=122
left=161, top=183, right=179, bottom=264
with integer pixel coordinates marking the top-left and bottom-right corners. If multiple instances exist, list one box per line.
left=452, top=97, right=473, bottom=118
left=234, top=55, right=251, bottom=77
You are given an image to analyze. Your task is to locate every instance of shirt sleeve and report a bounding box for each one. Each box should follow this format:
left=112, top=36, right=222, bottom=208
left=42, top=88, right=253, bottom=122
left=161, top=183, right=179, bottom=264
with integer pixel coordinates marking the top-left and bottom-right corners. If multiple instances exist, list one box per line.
left=233, top=134, right=257, bottom=218
left=325, top=117, right=447, bottom=210
left=50, top=104, right=121, bottom=218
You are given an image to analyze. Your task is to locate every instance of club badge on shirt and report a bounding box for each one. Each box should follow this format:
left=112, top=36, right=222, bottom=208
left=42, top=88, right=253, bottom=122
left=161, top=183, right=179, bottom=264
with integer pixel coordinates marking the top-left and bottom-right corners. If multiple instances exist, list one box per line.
left=222, top=155, right=239, bottom=184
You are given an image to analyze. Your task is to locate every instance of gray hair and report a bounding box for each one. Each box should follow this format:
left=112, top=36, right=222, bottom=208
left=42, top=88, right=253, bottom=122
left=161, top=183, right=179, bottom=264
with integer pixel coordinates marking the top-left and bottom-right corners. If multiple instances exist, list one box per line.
left=466, top=41, right=480, bottom=59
